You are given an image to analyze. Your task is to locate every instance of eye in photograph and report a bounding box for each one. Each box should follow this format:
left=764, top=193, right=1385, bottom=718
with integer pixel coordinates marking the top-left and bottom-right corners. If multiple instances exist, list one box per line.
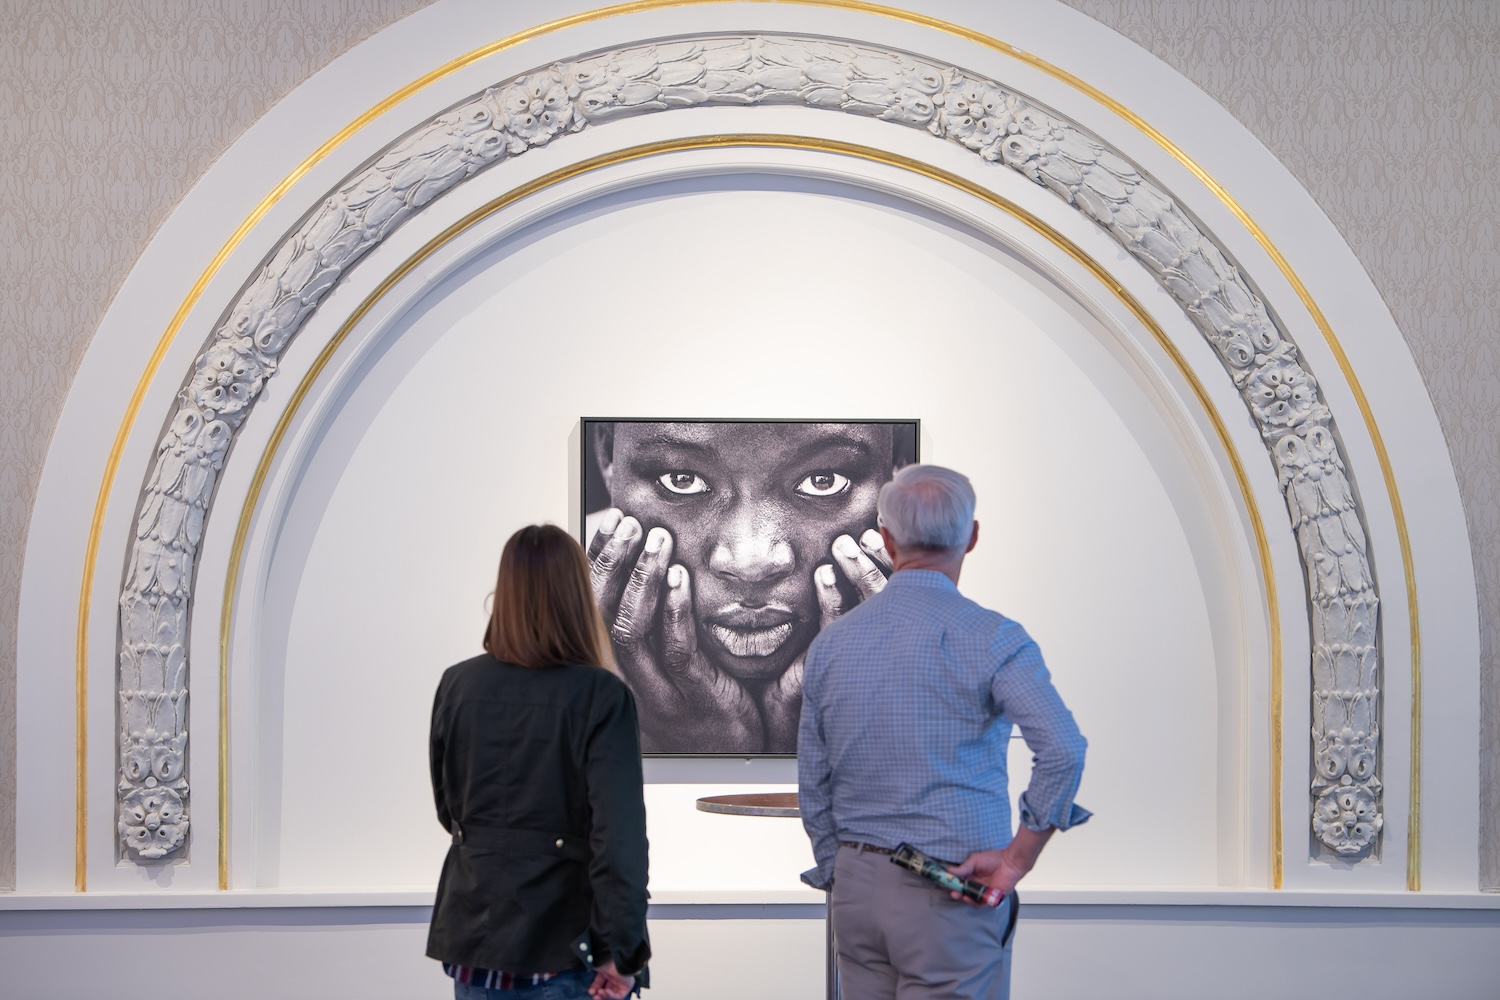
left=658, top=470, right=711, bottom=495
left=795, top=471, right=850, bottom=497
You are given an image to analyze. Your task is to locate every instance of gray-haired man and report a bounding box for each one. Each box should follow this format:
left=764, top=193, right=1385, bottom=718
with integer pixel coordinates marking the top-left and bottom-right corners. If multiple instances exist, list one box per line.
left=798, top=464, right=1089, bottom=998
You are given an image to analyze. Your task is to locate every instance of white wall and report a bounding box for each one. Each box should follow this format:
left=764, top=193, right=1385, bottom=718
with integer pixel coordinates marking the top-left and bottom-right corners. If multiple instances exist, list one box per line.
left=255, top=179, right=1228, bottom=892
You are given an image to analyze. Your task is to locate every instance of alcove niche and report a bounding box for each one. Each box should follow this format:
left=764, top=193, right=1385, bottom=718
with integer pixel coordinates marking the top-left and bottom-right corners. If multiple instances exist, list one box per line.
left=237, top=161, right=1257, bottom=892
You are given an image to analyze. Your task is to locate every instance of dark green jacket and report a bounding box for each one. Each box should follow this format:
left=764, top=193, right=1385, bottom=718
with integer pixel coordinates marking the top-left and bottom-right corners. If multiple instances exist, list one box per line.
left=426, top=654, right=650, bottom=981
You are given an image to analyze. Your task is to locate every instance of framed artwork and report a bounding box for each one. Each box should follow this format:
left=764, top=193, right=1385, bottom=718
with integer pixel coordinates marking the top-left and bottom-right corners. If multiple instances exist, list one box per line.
left=581, top=418, right=919, bottom=755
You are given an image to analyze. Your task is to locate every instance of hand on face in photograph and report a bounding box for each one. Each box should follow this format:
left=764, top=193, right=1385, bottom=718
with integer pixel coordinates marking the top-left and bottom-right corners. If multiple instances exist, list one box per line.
left=589, top=509, right=892, bottom=753
left=590, top=509, right=761, bottom=752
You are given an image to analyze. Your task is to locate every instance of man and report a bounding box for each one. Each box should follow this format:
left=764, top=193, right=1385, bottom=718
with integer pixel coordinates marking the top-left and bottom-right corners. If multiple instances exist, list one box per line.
left=798, top=464, right=1089, bottom=998
left=585, top=419, right=916, bottom=753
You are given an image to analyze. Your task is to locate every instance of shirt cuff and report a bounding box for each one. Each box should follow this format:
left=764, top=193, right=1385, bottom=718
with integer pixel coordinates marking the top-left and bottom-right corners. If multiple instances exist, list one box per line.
left=800, top=865, right=833, bottom=891
left=1018, top=797, right=1092, bottom=833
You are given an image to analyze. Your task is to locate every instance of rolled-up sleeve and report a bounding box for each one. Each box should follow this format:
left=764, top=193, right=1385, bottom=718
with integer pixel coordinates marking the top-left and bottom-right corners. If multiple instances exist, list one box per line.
left=992, top=637, right=1091, bottom=833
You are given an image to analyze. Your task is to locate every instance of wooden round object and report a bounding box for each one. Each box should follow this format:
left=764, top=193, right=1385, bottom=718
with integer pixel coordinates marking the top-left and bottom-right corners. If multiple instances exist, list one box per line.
left=695, top=792, right=801, bottom=817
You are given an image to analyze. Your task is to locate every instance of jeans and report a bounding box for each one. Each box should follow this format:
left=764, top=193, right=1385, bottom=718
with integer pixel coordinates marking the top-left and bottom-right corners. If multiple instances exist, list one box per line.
left=453, top=968, right=593, bottom=1000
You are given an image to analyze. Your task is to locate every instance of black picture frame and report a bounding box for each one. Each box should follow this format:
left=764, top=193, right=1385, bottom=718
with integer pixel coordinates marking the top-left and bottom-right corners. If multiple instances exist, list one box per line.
left=580, top=417, right=919, bottom=756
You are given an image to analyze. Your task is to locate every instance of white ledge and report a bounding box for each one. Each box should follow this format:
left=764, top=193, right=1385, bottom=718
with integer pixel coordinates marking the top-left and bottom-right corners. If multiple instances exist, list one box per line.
left=2, top=887, right=1498, bottom=911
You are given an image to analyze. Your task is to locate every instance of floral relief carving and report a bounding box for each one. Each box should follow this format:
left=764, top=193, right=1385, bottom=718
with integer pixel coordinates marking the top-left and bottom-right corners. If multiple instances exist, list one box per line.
left=116, top=34, right=1381, bottom=861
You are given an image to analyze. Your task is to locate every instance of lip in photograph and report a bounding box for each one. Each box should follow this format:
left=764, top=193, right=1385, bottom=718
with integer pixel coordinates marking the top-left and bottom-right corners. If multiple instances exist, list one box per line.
left=705, top=603, right=797, bottom=658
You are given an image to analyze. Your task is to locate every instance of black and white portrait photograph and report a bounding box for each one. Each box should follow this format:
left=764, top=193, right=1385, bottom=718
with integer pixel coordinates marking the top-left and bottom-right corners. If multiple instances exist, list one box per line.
left=582, top=419, right=918, bottom=754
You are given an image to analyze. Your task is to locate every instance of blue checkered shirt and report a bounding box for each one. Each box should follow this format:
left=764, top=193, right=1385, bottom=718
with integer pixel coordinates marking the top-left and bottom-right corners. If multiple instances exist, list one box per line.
left=798, top=569, right=1090, bottom=890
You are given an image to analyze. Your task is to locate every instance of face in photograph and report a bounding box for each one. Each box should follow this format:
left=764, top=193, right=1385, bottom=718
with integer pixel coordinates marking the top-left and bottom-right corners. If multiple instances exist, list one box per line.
left=586, top=421, right=913, bottom=754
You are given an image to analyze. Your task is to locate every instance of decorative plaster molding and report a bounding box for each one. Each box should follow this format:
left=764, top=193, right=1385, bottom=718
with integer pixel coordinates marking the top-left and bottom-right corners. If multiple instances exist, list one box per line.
left=115, top=35, right=1380, bottom=860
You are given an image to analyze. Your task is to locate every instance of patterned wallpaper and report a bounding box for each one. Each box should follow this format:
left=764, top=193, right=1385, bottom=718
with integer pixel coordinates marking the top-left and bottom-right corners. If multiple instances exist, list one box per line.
left=0, top=1, right=1494, bottom=889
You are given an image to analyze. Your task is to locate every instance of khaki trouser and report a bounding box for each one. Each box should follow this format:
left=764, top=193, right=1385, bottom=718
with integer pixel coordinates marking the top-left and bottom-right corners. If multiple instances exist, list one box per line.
left=831, top=844, right=1015, bottom=999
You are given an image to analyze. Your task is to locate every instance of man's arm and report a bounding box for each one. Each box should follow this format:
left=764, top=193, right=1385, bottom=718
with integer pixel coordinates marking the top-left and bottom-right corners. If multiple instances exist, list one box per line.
left=797, top=647, right=838, bottom=891
left=952, top=627, right=1089, bottom=898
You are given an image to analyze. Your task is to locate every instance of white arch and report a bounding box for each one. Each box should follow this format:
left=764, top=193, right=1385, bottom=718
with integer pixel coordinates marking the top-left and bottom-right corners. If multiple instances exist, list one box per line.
left=15, top=0, right=1477, bottom=895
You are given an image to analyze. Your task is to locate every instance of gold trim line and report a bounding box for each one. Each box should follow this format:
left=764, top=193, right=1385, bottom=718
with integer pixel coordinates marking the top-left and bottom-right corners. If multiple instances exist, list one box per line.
left=219, top=133, right=1283, bottom=890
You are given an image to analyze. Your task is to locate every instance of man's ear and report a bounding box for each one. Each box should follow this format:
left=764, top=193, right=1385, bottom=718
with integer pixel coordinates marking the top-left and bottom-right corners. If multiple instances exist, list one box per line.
left=966, top=520, right=980, bottom=554
left=590, top=423, right=616, bottom=491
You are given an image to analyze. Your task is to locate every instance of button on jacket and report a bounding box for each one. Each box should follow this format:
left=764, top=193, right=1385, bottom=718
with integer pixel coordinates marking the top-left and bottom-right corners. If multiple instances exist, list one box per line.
left=427, top=654, right=650, bottom=979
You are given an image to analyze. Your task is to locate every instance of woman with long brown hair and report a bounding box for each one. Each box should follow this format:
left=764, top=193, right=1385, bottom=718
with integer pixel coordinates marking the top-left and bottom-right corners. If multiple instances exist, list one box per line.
left=427, top=525, right=649, bottom=999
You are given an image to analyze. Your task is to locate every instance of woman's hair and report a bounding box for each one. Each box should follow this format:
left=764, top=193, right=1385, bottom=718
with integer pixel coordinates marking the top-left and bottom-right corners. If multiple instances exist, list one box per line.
left=485, top=524, right=614, bottom=670
left=876, top=464, right=976, bottom=551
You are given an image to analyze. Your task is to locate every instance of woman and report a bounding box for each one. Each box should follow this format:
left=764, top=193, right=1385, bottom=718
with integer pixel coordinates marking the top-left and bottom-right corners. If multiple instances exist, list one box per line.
left=428, top=525, right=650, bottom=999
